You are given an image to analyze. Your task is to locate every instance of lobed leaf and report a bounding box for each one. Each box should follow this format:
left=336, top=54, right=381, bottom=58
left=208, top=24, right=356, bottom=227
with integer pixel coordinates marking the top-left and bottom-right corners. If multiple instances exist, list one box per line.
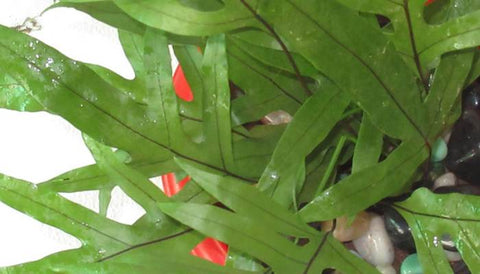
left=113, top=0, right=259, bottom=36
left=300, top=138, right=429, bottom=221
left=352, top=114, right=383, bottom=173
left=175, top=157, right=317, bottom=238
left=201, top=34, right=235, bottom=170
left=423, top=50, right=475, bottom=138
left=257, top=79, right=350, bottom=207
left=83, top=135, right=168, bottom=220
left=395, top=188, right=480, bottom=273
left=257, top=0, right=427, bottom=141
left=0, top=25, right=171, bottom=160
left=0, top=174, right=138, bottom=249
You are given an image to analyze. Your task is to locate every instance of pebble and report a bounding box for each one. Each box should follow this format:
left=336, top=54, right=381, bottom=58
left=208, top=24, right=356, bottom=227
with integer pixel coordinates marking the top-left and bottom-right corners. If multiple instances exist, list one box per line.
left=444, top=249, right=462, bottom=262
left=376, top=265, right=396, bottom=274
left=433, top=172, right=456, bottom=190
left=452, top=260, right=471, bottom=274
left=383, top=207, right=415, bottom=252
left=461, top=81, right=480, bottom=111
left=322, top=211, right=371, bottom=242
left=353, top=214, right=394, bottom=266
left=400, top=253, right=423, bottom=274
left=260, top=110, right=292, bottom=125
left=431, top=138, right=448, bottom=162
left=445, top=109, right=480, bottom=185
left=428, top=162, right=446, bottom=182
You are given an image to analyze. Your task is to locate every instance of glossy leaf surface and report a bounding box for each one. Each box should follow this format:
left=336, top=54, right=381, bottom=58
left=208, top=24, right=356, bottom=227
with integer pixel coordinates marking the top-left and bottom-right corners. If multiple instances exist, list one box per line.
left=395, top=188, right=480, bottom=273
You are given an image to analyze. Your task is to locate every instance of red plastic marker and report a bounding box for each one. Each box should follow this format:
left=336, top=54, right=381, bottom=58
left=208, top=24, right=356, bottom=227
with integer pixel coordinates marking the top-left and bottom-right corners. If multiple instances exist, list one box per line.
left=161, top=173, right=190, bottom=197
left=172, top=66, right=194, bottom=102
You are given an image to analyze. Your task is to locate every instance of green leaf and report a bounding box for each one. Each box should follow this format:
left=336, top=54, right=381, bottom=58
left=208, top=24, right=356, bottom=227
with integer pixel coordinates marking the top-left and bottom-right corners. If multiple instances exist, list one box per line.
left=201, top=34, right=235, bottom=170
left=114, top=0, right=258, bottom=36
left=38, top=158, right=178, bottom=193
left=257, top=80, right=350, bottom=207
left=159, top=202, right=307, bottom=273
left=3, top=0, right=480, bottom=272
left=228, top=31, right=320, bottom=78
left=225, top=250, right=264, bottom=272
left=159, top=200, right=372, bottom=273
left=335, top=0, right=397, bottom=16
left=0, top=174, right=139, bottom=249
left=158, top=202, right=375, bottom=273
left=143, top=28, right=190, bottom=149
left=299, top=145, right=335, bottom=204
left=300, top=138, right=429, bottom=221
left=231, top=125, right=286, bottom=178
left=257, top=0, right=427, bottom=141
left=227, top=37, right=305, bottom=125
left=352, top=114, right=383, bottom=173
left=423, top=50, right=475, bottom=138
left=0, top=24, right=171, bottom=160
left=170, top=178, right=214, bottom=205
left=340, top=0, right=480, bottom=72
left=395, top=188, right=480, bottom=273
left=99, top=186, right=113, bottom=217
left=178, top=0, right=225, bottom=11
left=467, top=48, right=480, bottom=85
left=4, top=230, right=244, bottom=274
left=424, top=0, right=480, bottom=24
left=173, top=44, right=204, bottom=119
left=175, top=157, right=317, bottom=237
left=83, top=135, right=168, bottom=220
left=416, top=9, right=480, bottom=67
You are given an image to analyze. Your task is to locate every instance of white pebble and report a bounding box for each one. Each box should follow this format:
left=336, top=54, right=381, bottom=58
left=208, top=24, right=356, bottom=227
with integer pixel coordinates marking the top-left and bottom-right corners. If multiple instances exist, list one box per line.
left=433, top=172, right=456, bottom=190
left=376, top=265, right=396, bottom=274
left=444, top=250, right=462, bottom=262
left=353, top=215, right=394, bottom=266
left=261, top=110, right=292, bottom=125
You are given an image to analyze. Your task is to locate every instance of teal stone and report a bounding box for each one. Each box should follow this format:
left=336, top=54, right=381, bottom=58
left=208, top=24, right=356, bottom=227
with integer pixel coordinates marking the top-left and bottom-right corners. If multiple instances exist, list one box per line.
left=401, top=253, right=423, bottom=274
left=431, top=138, right=448, bottom=162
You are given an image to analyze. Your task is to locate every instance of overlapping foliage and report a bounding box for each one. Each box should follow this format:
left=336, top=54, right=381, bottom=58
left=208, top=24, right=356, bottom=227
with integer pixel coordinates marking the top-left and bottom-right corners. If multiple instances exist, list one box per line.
left=0, top=0, right=479, bottom=273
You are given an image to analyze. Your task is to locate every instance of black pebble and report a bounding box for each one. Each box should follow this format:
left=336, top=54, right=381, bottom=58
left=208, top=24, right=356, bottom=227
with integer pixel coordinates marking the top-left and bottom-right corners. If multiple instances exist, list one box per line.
left=383, top=207, right=460, bottom=253
left=451, top=260, right=472, bottom=274
left=411, top=179, right=434, bottom=190
left=445, top=109, right=480, bottom=185
left=461, top=81, right=480, bottom=111
left=434, top=185, right=480, bottom=196
left=383, top=207, right=416, bottom=252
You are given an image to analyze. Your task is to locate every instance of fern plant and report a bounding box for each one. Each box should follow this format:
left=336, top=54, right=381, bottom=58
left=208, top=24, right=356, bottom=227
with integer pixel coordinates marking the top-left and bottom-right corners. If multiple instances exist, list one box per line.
left=0, top=0, right=480, bottom=273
